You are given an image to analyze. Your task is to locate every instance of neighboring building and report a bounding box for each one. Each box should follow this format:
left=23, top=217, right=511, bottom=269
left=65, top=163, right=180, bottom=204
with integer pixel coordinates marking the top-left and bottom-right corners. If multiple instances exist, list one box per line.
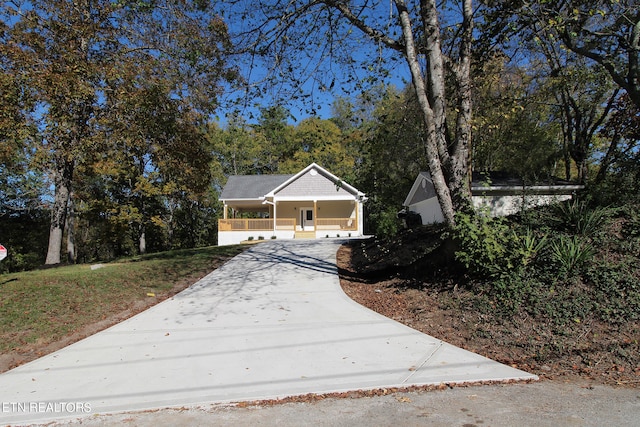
left=218, top=163, right=367, bottom=245
left=403, top=171, right=584, bottom=224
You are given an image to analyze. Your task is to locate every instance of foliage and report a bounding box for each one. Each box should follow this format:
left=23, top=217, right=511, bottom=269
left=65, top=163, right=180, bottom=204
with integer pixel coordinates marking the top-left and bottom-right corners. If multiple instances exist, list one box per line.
left=513, top=228, right=548, bottom=267
left=0, top=0, right=237, bottom=263
left=347, top=86, right=428, bottom=236
left=280, top=117, right=357, bottom=180
left=584, top=260, right=640, bottom=323
left=471, top=55, right=564, bottom=179
left=482, top=0, right=640, bottom=109
left=366, top=207, right=402, bottom=239
left=469, top=200, right=636, bottom=325
left=549, top=235, right=595, bottom=277
left=551, top=200, right=609, bottom=236
left=452, top=212, right=514, bottom=278
left=0, top=210, right=49, bottom=273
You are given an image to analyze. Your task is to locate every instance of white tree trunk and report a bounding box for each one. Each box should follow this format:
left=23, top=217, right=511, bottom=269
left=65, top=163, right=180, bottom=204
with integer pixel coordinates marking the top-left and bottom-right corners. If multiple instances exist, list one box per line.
left=395, top=0, right=456, bottom=225
left=66, top=192, right=76, bottom=263
left=45, top=162, right=73, bottom=264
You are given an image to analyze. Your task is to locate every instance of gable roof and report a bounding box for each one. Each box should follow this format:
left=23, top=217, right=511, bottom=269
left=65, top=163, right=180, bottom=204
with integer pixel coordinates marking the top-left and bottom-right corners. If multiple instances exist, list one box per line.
left=220, top=174, right=293, bottom=200
left=403, top=171, right=436, bottom=207
left=267, top=163, right=365, bottom=200
left=471, top=171, right=581, bottom=190
left=219, top=163, right=365, bottom=202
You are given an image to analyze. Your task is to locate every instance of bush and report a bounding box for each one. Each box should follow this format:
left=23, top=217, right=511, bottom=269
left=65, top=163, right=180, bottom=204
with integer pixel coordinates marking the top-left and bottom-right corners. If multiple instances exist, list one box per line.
left=553, top=200, right=609, bottom=236
left=513, top=228, right=548, bottom=267
left=367, top=207, right=401, bottom=238
left=549, top=235, right=595, bottom=276
left=452, top=212, right=514, bottom=278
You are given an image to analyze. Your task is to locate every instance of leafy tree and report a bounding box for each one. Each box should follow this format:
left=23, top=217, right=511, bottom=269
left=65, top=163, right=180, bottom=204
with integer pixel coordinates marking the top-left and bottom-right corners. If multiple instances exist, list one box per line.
left=520, top=20, right=620, bottom=183
left=351, top=86, right=429, bottom=235
left=281, top=117, right=356, bottom=179
left=482, top=0, right=640, bottom=108
left=208, top=117, right=264, bottom=179
left=252, top=106, right=296, bottom=174
left=593, top=93, right=640, bottom=202
left=224, top=0, right=477, bottom=226
left=1, top=0, right=236, bottom=263
left=471, top=54, right=564, bottom=180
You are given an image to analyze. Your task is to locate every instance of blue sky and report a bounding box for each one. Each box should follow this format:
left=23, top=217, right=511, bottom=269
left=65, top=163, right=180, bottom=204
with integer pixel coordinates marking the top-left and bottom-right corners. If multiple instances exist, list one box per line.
left=214, top=0, right=414, bottom=125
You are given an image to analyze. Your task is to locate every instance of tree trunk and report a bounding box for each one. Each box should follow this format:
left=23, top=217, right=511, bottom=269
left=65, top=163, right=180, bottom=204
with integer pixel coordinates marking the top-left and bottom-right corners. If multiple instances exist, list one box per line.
left=395, top=0, right=456, bottom=226
left=66, top=191, right=76, bottom=263
left=139, top=226, right=147, bottom=255
left=45, top=160, right=74, bottom=264
left=449, top=0, right=474, bottom=211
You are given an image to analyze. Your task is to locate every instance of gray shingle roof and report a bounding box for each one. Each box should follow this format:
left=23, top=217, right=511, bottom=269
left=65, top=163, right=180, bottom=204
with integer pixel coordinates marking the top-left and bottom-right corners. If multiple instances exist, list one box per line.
left=220, top=174, right=294, bottom=200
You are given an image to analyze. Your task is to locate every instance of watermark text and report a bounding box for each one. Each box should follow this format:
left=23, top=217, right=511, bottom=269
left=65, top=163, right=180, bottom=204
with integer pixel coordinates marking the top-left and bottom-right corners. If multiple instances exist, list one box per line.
left=2, top=401, right=92, bottom=414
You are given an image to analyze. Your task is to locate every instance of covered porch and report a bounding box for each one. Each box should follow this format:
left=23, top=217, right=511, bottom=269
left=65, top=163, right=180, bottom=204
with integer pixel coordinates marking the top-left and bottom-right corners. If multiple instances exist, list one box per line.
left=218, top=198, right=361, bottom=245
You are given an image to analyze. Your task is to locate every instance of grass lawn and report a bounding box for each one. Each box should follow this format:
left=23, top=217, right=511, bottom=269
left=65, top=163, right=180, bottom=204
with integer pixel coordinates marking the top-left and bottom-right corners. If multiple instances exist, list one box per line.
left=0, top=245, right=246, bottom=355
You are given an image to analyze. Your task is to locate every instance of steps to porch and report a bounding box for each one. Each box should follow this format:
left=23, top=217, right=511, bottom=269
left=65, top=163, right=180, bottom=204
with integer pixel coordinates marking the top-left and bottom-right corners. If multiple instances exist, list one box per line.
left=294, top=231, right=316, bottom=239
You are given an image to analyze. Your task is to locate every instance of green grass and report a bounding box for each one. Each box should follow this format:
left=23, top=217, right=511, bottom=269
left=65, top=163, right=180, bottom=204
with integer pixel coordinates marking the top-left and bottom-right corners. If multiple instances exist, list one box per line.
left=0, top=245, right=246, bottom=353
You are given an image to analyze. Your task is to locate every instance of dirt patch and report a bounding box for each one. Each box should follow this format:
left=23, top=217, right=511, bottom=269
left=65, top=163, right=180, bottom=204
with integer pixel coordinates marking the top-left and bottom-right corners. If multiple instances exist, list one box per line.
left=337, top=243, right=640, bottom=387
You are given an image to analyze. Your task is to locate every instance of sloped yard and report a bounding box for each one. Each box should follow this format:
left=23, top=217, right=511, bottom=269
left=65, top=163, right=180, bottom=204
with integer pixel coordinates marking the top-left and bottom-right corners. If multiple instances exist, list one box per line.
left=337, top=210, right=640, bottom=387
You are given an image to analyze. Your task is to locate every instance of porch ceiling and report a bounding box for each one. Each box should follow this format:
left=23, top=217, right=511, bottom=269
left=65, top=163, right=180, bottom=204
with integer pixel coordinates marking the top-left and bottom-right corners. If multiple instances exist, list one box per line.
left=224, top=200, right=269, bottom=212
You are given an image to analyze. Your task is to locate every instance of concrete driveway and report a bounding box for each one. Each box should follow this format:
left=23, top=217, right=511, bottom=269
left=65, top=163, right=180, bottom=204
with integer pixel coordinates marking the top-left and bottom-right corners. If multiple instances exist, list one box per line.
left=0, top=240, right=536, bottom=425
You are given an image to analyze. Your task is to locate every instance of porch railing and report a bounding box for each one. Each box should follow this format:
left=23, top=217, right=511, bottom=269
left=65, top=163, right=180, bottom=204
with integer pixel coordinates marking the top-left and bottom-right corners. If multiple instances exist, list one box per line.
left=218, top=218, right=295, bottom=231
left=218, top=217, right=356, bottom=232
left=316, top=218, right=357, bottom=231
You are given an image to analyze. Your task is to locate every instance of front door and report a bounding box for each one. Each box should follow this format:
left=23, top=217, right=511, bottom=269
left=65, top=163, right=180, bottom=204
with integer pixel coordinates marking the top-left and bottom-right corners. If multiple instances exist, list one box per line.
left=300, top=208, right=314, bottom=231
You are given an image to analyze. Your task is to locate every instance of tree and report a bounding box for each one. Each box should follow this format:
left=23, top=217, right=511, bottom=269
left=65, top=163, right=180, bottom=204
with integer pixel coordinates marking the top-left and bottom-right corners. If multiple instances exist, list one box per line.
left=252, top=106, right=296, bottom=174
left=225, top=0, right=476, bottom=225
left=280, top=117, right=356, bottom=179
left=483, top=0, right=640, bottom=109
left=471, top=55, right=564, bottom=180
left=596, top=93, right=640, bottom=186
left=352, top=86, right=430, bottom=235
left=208, top=117, right=264, bottom=179
left=1, top=0, right=236, bottom=263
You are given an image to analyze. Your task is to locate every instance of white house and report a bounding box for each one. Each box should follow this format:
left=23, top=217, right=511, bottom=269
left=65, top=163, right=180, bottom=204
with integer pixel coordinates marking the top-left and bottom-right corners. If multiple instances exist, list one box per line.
left=218, top=163, right=367, bottom=245
left=403, top=171, right=584, bottom=224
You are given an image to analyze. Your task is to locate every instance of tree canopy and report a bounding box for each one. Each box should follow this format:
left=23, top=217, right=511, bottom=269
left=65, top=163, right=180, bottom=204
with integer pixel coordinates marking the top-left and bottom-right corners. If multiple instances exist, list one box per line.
left=0, top=0, right=639, bottom=271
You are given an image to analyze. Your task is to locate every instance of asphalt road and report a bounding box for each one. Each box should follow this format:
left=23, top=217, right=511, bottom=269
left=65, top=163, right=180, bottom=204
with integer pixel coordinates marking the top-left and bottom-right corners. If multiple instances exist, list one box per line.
left=49, top=380, right=640, bottom=426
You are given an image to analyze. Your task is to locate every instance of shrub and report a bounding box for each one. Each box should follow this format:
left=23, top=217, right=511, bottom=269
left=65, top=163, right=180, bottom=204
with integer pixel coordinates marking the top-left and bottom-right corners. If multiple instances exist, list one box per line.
left=258, top=236, right=264, bottom=240
left=513, top=228, right=548, bottom=267
left=550, top=235, right=595, bottom=276
left=553, top=200, right=609, bottom=236
left=368, top=208, right=401, bottom=238
left=452, top=212, right=514, bottom=278
left=248, top=236, right=254, bottom=241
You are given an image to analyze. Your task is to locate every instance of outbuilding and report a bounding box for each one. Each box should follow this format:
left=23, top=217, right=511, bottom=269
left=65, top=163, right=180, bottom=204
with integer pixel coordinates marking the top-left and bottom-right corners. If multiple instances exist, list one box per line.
left=403, top=171, right=584, bottom=224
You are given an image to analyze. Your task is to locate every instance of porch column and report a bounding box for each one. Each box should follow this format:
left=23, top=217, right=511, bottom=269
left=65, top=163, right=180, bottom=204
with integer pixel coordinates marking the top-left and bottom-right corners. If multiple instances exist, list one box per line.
left=223, top=203, right=227, bottom=219
left=313, top=200, right=317, bottom=232
left=355, top=200, right=359, bottom=232
left=357, top=199, right=364, bottom=235
left=273, top=199, right=277, bottom=233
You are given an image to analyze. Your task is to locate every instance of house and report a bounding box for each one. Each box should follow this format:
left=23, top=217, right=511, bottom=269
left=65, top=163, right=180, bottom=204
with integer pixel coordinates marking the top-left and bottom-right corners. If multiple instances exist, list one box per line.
left=218, top=163, right=367, bottom=245
left=403, top=171, right=584, bottom=224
